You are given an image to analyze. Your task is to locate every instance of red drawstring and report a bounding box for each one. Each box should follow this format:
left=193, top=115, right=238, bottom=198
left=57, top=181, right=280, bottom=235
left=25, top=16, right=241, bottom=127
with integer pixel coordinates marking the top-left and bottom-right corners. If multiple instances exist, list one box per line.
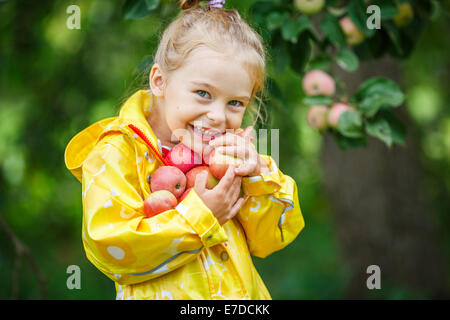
left=128, top=124, right=169, bottom=166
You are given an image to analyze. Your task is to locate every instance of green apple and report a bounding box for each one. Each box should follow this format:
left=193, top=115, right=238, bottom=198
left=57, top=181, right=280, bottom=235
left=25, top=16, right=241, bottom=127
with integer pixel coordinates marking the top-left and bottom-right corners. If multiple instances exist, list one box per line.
left=294, top=0, right=325, bottom=15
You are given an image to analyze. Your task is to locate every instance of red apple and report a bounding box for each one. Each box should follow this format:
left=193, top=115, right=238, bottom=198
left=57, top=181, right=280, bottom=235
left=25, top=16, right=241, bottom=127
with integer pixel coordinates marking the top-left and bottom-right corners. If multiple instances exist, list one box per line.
left=164, top=143, right=202, bottom=174
left=327, top=103, right=356, bottom=128
left=150, top=166, right=186, bottom=199
left=302, top=70, right=336, bottom=96
left=144, top=190, right=178, bottom=218
left=186, top=166, right=220, bottom=189
left=209, top=149, right=244, bottom=180
left=339, top=16, right=365, bottom=46
left=179, top=187, right=193, bottom=202
left=306, top=105, right=329, bottom=130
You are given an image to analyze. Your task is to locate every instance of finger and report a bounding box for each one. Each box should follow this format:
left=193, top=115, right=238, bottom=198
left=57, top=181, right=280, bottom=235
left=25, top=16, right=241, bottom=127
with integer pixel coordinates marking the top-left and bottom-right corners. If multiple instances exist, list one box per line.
left=235, top=158, right=259, bottom=176
left=194, top=171, right=208, bottom=194
left=228, top=176, right=242, bottom=200
left=214, top=165, right=235, bottom=190
left=209, top=132, right=243, bottom=148
left=216, top=145, right=247, bottom=159
left=239, top=126, right=254, bottom=142
left=228, top=197, right=246, bottom=220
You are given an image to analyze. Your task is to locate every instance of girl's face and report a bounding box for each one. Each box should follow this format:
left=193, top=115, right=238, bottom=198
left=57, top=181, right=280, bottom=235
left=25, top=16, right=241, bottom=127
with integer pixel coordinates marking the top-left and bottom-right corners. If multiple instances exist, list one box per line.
left=149, top=46, right=254, bottom=156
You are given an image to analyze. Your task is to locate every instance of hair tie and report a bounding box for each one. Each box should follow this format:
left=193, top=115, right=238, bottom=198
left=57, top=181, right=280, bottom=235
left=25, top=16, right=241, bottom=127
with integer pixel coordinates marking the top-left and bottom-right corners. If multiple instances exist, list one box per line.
left=208, top=0, right=225, bottom=9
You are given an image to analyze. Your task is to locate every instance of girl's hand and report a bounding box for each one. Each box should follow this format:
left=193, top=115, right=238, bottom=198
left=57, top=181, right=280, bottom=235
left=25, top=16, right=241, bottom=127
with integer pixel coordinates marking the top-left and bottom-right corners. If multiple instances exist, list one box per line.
left=209, top=127, right=265, bottom=177
left=193, top=165, right=245, bottom=225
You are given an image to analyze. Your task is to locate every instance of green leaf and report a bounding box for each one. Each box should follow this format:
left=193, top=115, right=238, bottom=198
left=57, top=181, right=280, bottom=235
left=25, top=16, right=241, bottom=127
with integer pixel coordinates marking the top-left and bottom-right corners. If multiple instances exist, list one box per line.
left=337, top=111, right=364, bottom=138
left=333, top=132, right=367, bottom=149
left=302, top=95, right=333, bottom=106
left=124, top=0, right=160, bottom=19
left=321, top=12, right=346, bottom=48
left=287, top=32, right=312, bottom=75
left=365, top=117, right=393, bottom=147
left=306, top=57, right=332, bottom=71
left=377, top=109, right=406, bottom=146
left=250, top=0, right=276, bottom=16
left=355, top=77, right=404, bottom=116
left=357, top=77, right=404, bottom=105
left=335, top=49, right=359, bottom=72
left=281, top=16, right=312, bottom=43
left=267, top=77, right=287, bottom=107
left=348, top=0, right=376, bottom=36
left=266, top=12, right=289, bottom=31
left=271, top=34, right=290, bottom=73
left=374, top=0, right=399, bottom=19
left=326, top=6, right=348, bottom=17
left=383, top=20, right=404, bottom=56
left=358, top=94, right=389, bottom=117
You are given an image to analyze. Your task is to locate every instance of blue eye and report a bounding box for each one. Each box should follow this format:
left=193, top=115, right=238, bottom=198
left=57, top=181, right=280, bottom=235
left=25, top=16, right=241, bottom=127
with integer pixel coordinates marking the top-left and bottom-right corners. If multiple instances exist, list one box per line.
left=229, top=100, right=243, bottom=107
left=196, top=90, right=210, bottom=99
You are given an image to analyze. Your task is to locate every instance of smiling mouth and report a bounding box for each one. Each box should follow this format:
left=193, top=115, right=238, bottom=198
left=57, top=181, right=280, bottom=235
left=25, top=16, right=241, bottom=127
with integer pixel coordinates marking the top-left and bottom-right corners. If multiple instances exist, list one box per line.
left=189, top=124, right=223, bottom=141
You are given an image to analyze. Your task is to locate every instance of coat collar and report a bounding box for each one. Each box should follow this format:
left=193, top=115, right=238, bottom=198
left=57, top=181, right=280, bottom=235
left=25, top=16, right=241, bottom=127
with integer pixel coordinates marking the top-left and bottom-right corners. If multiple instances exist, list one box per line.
left=118, top=89, right=158, bottom=148
left=65, top=89, right=163, bottom=182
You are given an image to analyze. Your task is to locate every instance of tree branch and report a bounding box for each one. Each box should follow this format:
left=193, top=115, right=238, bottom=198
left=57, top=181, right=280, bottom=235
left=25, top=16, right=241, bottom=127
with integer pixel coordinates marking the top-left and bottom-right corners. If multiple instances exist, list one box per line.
left=0, top=215, right=47, bottom=299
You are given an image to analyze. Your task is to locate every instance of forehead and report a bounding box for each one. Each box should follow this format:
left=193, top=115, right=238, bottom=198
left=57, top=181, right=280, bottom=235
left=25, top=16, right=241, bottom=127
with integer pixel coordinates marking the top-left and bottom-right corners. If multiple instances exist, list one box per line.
left=176, top=46, right=254, bottom=94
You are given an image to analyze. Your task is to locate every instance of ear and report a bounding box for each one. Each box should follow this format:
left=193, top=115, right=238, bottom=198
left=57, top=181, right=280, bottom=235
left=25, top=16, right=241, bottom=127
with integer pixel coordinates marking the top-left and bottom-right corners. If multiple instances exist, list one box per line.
left=149, top=64, right=166, bottom=97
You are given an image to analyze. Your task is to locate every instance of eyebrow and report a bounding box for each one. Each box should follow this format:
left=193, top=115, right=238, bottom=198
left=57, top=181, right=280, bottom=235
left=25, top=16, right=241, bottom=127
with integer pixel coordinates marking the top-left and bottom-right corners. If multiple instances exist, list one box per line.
left=191, top=81, right=250, bottom=102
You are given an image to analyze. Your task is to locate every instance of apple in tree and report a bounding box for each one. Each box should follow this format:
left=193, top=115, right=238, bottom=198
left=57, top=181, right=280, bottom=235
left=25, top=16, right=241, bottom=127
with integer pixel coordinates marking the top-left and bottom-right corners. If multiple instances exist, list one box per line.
left=186, top=166, right=219, bottom=189
left=393, top=1, right=413, bottom=28
left=164, top=143, right=202, bottom=174
left=327, top=103, right=356, bottom=128
left=209, top=149, right=244, bottom=180
left=150, top=166, right=186, bottom=199
left=306, top=105, right=329, bottom=130
left=302, top=70, right=336, bottom=96
left=144, top=190, right=178, bottom=218
left=294, top=0, right=325, bottom=15
left=339, top=16, right=365, bottom=46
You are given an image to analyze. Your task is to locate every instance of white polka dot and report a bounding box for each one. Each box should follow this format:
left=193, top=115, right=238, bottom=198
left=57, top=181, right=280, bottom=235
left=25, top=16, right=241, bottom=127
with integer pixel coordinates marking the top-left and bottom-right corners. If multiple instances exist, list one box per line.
left=107, top=246, right=125, bottom=260
left=161, top=290, right=173, bottom=300
left=110, top=188, right=120, bottom=197
left=120, top=207, right=134, bottom=219
left=104, top=200, right=113, bottom=208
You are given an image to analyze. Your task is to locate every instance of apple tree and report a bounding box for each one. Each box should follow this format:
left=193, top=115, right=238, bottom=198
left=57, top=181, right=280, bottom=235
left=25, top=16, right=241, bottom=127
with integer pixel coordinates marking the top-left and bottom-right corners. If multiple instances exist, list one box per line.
left=123, top=0, right=437, bottom=150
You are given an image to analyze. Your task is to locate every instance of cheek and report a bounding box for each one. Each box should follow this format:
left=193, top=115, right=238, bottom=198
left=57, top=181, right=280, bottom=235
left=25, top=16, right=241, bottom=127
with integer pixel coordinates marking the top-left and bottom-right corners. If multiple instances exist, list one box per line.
left=227, top=110, right=245, bottom=128
left=165, top=106, right=196, bottom=142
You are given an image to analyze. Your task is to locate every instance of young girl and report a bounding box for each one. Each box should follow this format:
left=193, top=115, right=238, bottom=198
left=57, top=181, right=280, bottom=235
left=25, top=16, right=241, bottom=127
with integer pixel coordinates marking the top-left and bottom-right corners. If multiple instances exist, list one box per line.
left=64, top=0, right=305, bottom=300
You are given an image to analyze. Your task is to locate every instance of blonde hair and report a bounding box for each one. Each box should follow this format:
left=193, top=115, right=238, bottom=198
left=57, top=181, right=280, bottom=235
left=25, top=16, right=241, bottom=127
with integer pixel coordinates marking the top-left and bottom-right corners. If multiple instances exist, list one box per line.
left=151, top=0, right=267, bottom=124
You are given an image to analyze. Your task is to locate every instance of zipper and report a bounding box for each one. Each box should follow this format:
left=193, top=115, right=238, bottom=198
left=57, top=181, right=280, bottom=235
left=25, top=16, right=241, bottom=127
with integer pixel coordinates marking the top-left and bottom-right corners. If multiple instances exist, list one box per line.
left=128, top=124, right=169, bottom=166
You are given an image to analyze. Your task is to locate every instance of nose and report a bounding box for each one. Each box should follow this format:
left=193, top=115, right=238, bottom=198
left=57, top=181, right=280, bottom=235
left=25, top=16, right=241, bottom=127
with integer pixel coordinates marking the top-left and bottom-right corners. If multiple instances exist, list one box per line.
left=205, top=102, right=226, bottom=127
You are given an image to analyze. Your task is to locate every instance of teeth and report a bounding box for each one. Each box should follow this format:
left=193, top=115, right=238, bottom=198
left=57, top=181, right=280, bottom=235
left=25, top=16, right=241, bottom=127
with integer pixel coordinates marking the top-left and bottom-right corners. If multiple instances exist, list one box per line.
left=193, top=125, right=220, bottom=136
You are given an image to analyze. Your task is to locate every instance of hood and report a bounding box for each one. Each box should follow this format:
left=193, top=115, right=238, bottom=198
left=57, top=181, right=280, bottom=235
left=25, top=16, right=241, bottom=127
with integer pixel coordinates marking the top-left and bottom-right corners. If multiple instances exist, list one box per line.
left=64, top=90, right=159, bottom=183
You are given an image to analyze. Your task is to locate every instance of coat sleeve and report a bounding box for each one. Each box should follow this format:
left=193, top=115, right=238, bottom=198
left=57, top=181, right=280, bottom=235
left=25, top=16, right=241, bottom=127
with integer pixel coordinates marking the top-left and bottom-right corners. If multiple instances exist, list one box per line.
left=236, top=155, right=305, bottom=258
left=81, top=133, right=228, bottom=285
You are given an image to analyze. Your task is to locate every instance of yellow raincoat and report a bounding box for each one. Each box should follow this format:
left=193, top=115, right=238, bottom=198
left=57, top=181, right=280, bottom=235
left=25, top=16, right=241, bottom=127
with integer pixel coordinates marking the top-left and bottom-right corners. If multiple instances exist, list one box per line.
left=64, top=90, right=305, bottom=300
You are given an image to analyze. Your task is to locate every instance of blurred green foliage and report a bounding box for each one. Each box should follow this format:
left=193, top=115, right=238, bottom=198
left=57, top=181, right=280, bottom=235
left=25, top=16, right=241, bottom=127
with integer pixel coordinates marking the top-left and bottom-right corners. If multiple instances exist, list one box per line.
left=0, top=0, right=449, bottom=299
